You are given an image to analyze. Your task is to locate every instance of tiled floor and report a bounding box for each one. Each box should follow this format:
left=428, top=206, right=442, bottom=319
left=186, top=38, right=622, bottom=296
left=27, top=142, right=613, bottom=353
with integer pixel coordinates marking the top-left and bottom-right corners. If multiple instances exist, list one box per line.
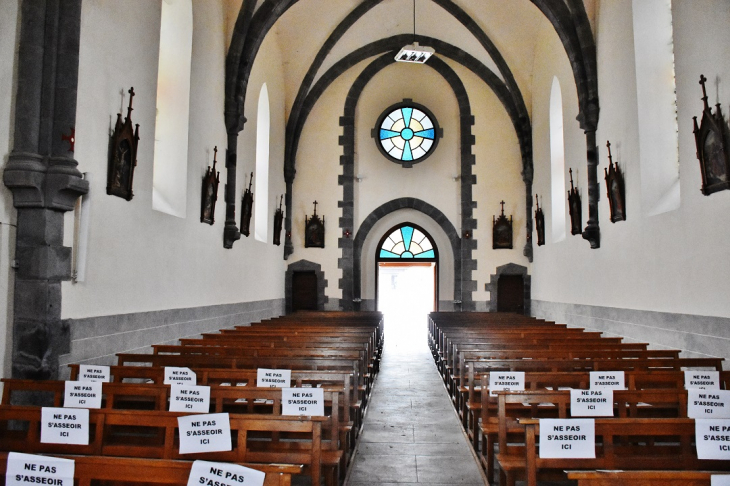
left=345, top=320, right=487, bottom=485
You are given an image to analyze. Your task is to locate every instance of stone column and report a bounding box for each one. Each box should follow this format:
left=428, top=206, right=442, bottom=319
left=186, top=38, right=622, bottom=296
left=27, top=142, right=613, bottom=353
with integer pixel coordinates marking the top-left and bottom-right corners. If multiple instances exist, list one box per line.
left=3, top=0, right=89, bottom=381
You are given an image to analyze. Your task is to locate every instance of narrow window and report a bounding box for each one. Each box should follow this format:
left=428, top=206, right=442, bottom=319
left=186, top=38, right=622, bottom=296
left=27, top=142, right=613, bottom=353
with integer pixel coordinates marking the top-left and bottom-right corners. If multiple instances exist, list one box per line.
left=550, top=77, right=566, bottom=242
left=152, top=0, right=193, bottom=218
left=633, top=0, right=679, bottom=215
left=255, top=84, right=270, bottom=242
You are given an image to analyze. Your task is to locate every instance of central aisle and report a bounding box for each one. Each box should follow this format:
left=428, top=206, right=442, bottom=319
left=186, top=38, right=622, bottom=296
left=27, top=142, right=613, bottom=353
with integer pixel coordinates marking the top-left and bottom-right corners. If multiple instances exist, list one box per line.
left=346, top=315, right=487, bottom=485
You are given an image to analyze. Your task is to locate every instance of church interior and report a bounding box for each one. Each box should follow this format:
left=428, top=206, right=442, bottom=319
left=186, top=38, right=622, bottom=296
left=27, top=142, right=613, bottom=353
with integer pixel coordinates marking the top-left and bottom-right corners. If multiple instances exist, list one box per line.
left=1, top=0, right=730, bottom=484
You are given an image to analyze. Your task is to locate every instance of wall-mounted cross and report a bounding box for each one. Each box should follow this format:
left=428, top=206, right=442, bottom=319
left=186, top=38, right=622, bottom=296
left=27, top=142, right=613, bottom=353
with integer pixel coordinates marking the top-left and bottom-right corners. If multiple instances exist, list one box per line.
left=500, top=200, right=505, bottom=215
left=61, top=127, right=76, bottom=152
left=699, top=74, right=708, bottom=108
left=313, top=200, right=318, bottom=215
left=606, top=140, right=613, bottom=163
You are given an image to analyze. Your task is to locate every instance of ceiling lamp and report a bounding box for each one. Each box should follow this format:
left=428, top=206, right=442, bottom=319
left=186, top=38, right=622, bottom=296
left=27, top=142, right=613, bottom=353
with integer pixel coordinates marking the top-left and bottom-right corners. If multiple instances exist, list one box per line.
left=395, top=0, right=434, bottom=64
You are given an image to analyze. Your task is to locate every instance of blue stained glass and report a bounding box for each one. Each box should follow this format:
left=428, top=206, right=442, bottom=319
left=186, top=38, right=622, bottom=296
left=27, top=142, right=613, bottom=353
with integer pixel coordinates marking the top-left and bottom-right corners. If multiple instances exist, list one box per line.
left=401, top=226, right=414, bottom=250
left=402, top=142, right=413, bottom=161
left=414, top=249, right=435, bottom=258
left=379, top=249, right=400, bottom=258
left=401, top=251, right=414, bottom=258
left=402, top=107, right=413, bottom=127
left=414, top=129, right=435, bottom=139
left=380, top=129, right=400, bottom=140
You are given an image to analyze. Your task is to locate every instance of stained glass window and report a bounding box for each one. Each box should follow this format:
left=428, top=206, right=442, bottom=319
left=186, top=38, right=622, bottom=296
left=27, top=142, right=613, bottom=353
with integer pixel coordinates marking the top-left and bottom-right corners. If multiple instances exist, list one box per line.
left=379, top=225, right=436, bottom=259
left=374, top=102, right=440, bottom=166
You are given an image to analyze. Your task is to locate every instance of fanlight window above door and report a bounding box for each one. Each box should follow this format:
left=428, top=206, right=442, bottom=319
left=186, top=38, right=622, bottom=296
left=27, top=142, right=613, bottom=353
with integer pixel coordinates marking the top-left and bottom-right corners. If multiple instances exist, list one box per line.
left=378, top=225, right=436, bottom=259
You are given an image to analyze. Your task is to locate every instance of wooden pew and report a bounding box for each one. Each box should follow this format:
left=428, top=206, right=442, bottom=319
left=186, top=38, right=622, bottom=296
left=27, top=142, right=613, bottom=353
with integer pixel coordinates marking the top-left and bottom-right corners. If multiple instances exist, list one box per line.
left=504, top=417, right=730, bottom=486
left=0, top=406, right=335, bottom=486
left=0, top=452, right=302, bottom=486
left=566, top=470, right=730, bottom=485
left=484, top=388, right=690, bottom=484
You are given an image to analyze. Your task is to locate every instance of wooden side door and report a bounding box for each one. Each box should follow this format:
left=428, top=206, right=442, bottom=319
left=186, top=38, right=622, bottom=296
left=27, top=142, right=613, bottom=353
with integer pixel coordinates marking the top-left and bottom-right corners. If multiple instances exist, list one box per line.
left=292, top=271, right=318, bottom=311
left=497, top=275, right=524, bottom=314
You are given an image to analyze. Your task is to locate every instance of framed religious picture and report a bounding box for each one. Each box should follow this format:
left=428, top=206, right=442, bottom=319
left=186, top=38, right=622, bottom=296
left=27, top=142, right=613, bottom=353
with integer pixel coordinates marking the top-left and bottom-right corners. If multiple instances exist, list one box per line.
left=693, top=74, right=730, bottom=195
left=492, top=201, right=513, bottom=249
left=240, top=172, right=253, bottom=236
left=534, top=194, right=545, bottom=246
left=107, top=87, right=140, bottom=200
left=273, top=195, right=284, bottom=246
left=568, top=168, right=582, bottom=235
left=304, top=201, right=325, bottom=248
left=200, top=147, right=220, bottom=225
left=604, top=141, right=626, bottom=222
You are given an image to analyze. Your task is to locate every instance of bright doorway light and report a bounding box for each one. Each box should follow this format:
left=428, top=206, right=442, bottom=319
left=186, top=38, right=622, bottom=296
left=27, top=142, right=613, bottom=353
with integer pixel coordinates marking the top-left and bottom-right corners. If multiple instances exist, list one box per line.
left=377, top=263, right=435, bottom=352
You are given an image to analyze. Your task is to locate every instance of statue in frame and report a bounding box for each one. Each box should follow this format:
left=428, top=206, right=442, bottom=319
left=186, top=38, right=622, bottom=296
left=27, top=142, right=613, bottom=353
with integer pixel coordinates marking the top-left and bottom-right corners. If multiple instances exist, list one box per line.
left=568, top=168, right=582, bottom=236
left=534, top=194, right=545, bottom=246
left=273, top=195, right=284, bottom=246
left=200, top=147, right=220, bottom=225
left=693, top=74, right=730, bottom=195
left=492, top=200, right=513, bottom=249
left=604, top=141, right=626, bottom=223
left=240, top=172, right=253, bottom=236
left=304, top=200, right=325, bottom=248
left=107, top=87, right=140, bottom=200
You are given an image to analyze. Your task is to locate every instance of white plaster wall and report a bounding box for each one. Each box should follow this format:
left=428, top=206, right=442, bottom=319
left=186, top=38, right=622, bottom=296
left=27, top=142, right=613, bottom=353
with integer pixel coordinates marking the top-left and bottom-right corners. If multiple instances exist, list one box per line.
left=531, top=0, right=730, bottom=319
left=62, top=0, right=285, bottom=319
left=0, top=0, right=20, bottom=381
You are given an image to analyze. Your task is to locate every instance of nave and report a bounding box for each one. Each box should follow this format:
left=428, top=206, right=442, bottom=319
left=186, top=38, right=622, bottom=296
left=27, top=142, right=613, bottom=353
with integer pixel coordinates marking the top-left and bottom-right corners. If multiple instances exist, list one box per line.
left=1, top=311, right=730, bottom=486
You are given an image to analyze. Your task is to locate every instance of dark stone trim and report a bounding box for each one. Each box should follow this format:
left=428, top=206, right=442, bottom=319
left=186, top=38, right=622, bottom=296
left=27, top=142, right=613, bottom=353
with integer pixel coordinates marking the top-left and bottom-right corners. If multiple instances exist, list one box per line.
left=285, top=260, right=329, bottom=313
left=350, top=198, right=462, bottom=312
left=487, top=263, right=531, bottom=315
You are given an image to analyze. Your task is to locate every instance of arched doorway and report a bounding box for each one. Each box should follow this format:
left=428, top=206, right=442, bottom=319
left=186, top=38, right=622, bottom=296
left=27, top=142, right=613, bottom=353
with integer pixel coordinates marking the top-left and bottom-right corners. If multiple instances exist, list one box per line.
left=375, top=223, right=438, bottom=349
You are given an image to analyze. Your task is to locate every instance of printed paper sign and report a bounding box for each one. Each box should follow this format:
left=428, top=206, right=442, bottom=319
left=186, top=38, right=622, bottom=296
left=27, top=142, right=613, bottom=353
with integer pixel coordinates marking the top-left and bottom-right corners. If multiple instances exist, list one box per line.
left=695, top=419, right=730, bottom=460
left=164, top=367, right=197, bottom=385
left=712, top=475, right=730, bottom=486
left=186, top=460, right=265, bottom=486
left=41, top=407, right=89, bottom=445
left=64, top=381, right=102, bottom=409
left=257, top=368, right=291, bottom=388
left=590, top=371, right=625, bottom=390
left=571, top=389, right=614, bottom=417
left=170, top=385, right=211, bottom=413
left=488, top=372, right=525, bottom=397
left=5, top=452, right=75, bottom=486
left=539, top=418, right=595, bottom=458
left=689, top=389, right=730, bottom=419
left=178, top=413, right=232, bottom=454
left=282, top=387, right=325, bottom=416
left=685, top=371, right=720, bottom=390
left=78, top=365, right=110, bottom=383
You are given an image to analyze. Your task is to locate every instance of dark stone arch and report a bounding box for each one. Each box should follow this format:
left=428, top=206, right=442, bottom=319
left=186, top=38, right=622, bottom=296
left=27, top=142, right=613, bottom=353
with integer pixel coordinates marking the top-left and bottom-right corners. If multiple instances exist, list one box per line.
left=351, top=198, right=461, bottom=311
left=282, top=35, right=533, bottom=261
left=334, top=52, right=476, bottom=311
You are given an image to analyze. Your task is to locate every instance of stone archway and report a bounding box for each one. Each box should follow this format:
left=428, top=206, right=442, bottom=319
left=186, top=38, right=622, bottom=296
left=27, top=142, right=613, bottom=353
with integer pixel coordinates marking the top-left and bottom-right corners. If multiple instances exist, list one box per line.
left=487, top=263, right=531, bottom=315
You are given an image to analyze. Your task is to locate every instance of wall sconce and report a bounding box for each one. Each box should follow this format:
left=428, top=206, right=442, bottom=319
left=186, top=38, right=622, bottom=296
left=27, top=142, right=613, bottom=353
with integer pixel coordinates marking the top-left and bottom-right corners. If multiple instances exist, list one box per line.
left=355, top=174, right=364, bottom=183
left=452, top=174, right=461, bottom=181
left=463, top=230, right=471, bottom=239
left=343, top=229, right=351, bottom=238
left=286, top=231, right=291, bottom=239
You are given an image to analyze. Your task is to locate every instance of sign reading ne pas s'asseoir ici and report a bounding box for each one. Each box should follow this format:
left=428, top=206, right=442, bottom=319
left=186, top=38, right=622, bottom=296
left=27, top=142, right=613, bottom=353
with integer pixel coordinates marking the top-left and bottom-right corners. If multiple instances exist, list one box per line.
left=165, top=367, right=197, bottom=385
left=170, top=384, right=211, bottom=413
left=186, top=460, right=264, bottom=486
left=77, top=364, right=110, bottom=382
left=40, top=407, right=89, bottom=445
left=178, top=413, right=232, bottom=454
left=695, top=419, right=730, bottom=460
left=5, top=452, right=75, bottom=486
left=539, top=418, right=595, bottom=458
left=256, top=368, right=291, bottom=388
left=685, top=370, right=720, bottom=390
left=589, top=371, right=625, bottom=390
left=488, top=371, right=525, bottom=397
left=570, top=389, right=613, bottom=417
left=688, top=389, right=730, bottom=419
left=282, top=387, right=324, bottom=416
left=63, top=381, right=102, bottom=409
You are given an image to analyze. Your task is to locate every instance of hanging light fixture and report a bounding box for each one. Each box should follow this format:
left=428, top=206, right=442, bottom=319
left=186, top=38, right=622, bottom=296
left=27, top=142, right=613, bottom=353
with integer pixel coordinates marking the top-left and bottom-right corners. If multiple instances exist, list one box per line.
left=395, top=0, right=434, bottom=64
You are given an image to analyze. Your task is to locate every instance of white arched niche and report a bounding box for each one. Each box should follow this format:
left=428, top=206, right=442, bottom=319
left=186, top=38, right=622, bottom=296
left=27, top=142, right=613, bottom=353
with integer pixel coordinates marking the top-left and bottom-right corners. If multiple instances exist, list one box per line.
left=255, top=84, right=270, bottom=242
left=359, top=208, right=455, bottom=309
left=549, top=76, right=566, bottom=242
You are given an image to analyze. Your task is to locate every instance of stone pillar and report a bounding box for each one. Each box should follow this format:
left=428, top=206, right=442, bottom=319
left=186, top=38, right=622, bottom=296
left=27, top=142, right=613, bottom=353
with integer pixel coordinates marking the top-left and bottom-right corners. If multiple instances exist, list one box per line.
left=3, top=0, right=89, bottom=382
